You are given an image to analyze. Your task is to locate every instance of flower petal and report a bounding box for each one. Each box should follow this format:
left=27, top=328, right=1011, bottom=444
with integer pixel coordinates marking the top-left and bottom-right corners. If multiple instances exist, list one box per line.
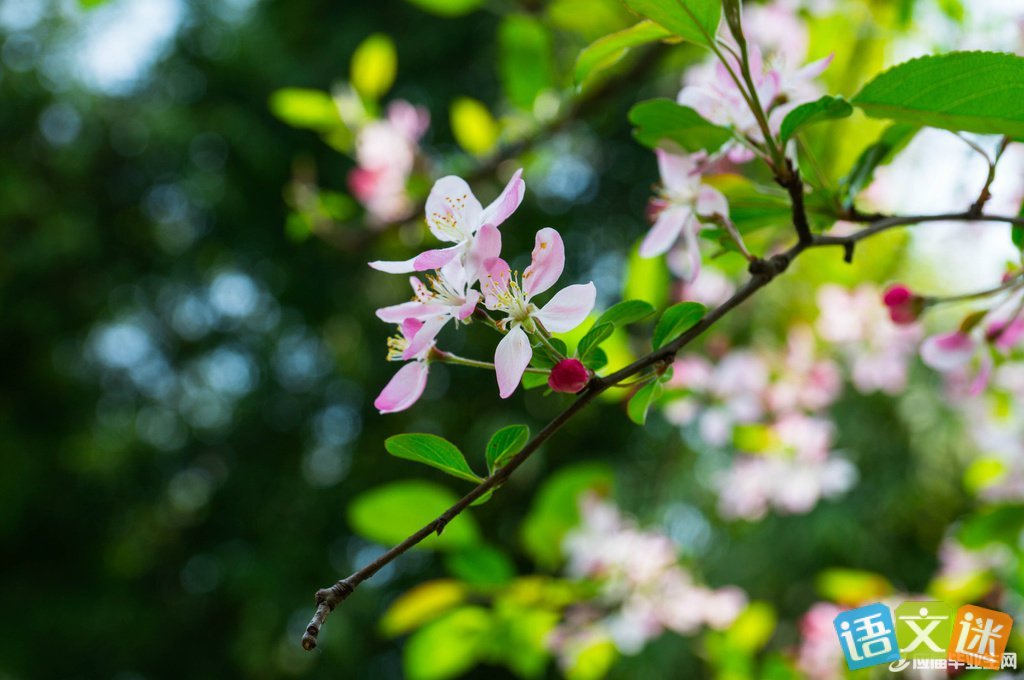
left=666, top=214, right=702, bottom=283
left=402, top=315, right=448, bottom=360
left=374, top=361, right=430, bottom=414
left=479, top=168, right=525, bottom=229
left=920, top=332, right=977, bottom=372
left=495, top=326, right=532, bottom=399
left=458, top=289, right=480, bottom=320
left=482, top=257, right=511, bottom=308
left=696, top=186, right=728, bottom=218
left=425, top=175, right=483, bottom=243
left=639, top=205, right=690, bottom=258
left=523, top=227, right=565, bottom=298
left=464, top=224, right=502, bottom=285
left=535, top=282, right=597, bottom=333
left=375, top=300, right=442, bottom=323
left=657, top=149, right=701, bottom=198
left=369, top=257, right=418, bottom=274
left=412, top=244, right=464, bottom=271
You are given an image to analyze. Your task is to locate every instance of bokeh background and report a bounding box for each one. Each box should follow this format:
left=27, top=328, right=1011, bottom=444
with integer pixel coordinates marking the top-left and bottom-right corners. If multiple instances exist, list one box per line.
left=3, top=0, right=1024, bottom=678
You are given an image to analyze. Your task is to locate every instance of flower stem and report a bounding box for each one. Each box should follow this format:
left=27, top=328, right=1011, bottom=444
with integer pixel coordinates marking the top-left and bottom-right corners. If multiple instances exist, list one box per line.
left=433, top=350, right=549, bottom=374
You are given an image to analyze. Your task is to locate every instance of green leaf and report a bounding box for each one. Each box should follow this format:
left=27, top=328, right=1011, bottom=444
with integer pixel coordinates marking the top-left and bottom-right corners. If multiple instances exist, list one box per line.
left=624, top=243, right=671, bottom=308
left=627, top=380, right=662, bottom=425
left=404, top=0, right=484, bottom=16
left=779, top=95, right=853, bottom=141
left=621, top=0, right=721, bottom=47
left=851, top=52, right=1024, bottom=137
left=348, top=481, right=480, bottom=549
left=499, top=15, right=555, bottom=111
left=652, top=301, right=706, bottom=349
left=629, top=99, right=733, bottom=152
left=1013, top=225, right=1024, bottom=253
left=450, top=97, right=499, bottom=156
left=575, top=20, right=672, bottom=86
left=582, top=347, right=608, bottom=371
left=595, top=299, right=656, bottom=328
left=350, top=33, right=397, bottom=101
left=268, top=88, right=344, bottom=132
left=521, top=371, right=550, bottom=390
left=404, top=607, right=492, bottom=680
left=385, top=433, right=482, bottom=483
left=577, top=322, right=614, bottom=360
left=485, top=424, right=530, bottom=474
left=958, top=505, right=1024, bottom=549
left=380, top=580, right=468, bottom=637
left=839, top=124, right=918, bottom=208
left=444, top=545, right=515, bottom=585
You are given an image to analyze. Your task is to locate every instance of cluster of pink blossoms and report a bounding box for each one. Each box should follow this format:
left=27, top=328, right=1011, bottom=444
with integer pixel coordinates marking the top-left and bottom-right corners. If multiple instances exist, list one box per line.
left=370, top=171, right=597, bottom=412
left=549, top=495, right=746, bottom=666
left=347, top=100, right=430, bottom=225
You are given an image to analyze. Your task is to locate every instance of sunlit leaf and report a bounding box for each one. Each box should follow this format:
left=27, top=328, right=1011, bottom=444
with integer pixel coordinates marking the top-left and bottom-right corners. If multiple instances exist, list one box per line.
left=498, top=15, right=554, bottom=111
left=348, top=480, right=480, bottom=549
left=268, top=88, right=343, bottom=132
left=450, top=97, right=499, bottom=156
left=350, top=33, right=397, bottom=101
left=403, top=607, right=492, bottom=680
left=779, top=95, right=853, bottom=141
left=485, top=424, right=530, bottom=474
left=404, top=0, right=484, bottom=16
left=839, top=124, right=918, bottom=208
left=565, top=637, right=618, bottom=680
left=627, top=380, right=661, bottom=425
left=444, top=544, right=515, bottom=585
left=621, top=0, right=721, bottom=47
left=385, top=433, right=482, bottom=483
left=380, top=580, right=468, bottom=637
left=574, top=20, right=672, bottom=86
left=576, top=322, right=614, bottom=360
left=724, top=602, right=776, bottom=652
left=624, top=243, right=670, bottom=308
left=652, top=301, right=706, bottom=349
left=629, top=99, right=732, bottom=152
left=595, top=299, right=656, bottom=328
left=852, top=52, right=1024, bottom=137
left=816, top=568, right=892, bottom=606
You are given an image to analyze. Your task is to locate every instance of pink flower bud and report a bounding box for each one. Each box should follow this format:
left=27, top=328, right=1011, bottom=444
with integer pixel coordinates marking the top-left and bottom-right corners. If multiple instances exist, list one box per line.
left=548, top=359, right=589, bottom=394
left=882, top=284, right=923, bottom=325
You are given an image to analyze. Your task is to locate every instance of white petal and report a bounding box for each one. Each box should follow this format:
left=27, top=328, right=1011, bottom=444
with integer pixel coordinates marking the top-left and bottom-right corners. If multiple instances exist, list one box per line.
left=425, top=176, right=483, bottom=242
left=495, top=326, right=532, bottom=399
left=535, top=282, right=597, bottom=334
left=639, top=205, right=690, bottom=258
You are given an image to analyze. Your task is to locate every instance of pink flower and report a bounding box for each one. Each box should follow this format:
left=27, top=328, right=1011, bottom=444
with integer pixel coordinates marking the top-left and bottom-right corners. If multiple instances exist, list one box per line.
left=375, top=258, right=482, bottom=361
left=374, top=319, right=433, bottom=414
left=482, top=228, right=596, bottom=398
left=369, top=170, right=524, bottom=282
left=986, top=317, right=1024, bottom=352
left=881, top=284, right=924, bottom=325
left=920, top=331, right=977, bottom=371
left=549, top=359, right=590, bottom=393
left=639, top=150, right=728, bottom=282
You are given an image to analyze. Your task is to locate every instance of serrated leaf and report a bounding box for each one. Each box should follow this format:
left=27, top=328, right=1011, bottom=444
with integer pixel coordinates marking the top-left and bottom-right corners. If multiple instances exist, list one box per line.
left=652, top=301, right=706, bottom=349
left=629, top=99, right=733, bottom=152
left=486, top=424, right=530, bottom=474
left=348, top=481, right=480, bottom=549
left=627, top=380, right=662, bottom=425
left=386, top=433, right=482, bottom=483
left=498, top=15, right=554, bottom=111
left=839, top=124, right=918, bottom=208
left=575, top=20, right=673, bottom=85
left=621, top=0, right=721, bottom=47
left=852, top=52, right=1024, bottom=137
left=779, top=95, right=853, bottom=141
left=577, top=322, right=614, bottom=360
left=595, top=299, right=656, bottom=328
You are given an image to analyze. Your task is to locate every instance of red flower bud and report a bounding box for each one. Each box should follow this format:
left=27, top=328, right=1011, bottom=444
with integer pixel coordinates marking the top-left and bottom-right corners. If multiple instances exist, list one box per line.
left=548, top=359, right=590, bottom=394
left=882, top=284, right=923, bottom=325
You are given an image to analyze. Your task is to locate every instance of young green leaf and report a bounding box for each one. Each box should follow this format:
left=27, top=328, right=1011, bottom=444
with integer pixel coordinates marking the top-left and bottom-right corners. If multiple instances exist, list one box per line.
left=779, top=95, right=853, bottom=141
left=839, top=124, right=918, bottom=208
left=444, top=545, right=515, bottom=586
left=521, top=371, right=550, bottom=390
left=347, top=481, right=481, bottom=549
left=852, top=52, right=1024, bottom=137
left=629, top=99, right=733, bottom=152
left=450, top=97, right=499, bottom=156
left=498, top=15, right=554, bottom=111
left=595, top=299, right=656, bottom=328
left=577, top=322, right=614, bottom=360
left=582, top=347, right=608, bottom=371
left=575, top=20, right=673, bottom=86
left=404, top=0, right=483, bottom=16
left=350, top=34, right=397, bottom=101
left=485, top=424, right=530, bottom=474
left=385, top=433, right=483, bottom=483
left=269, top=88, right=344, bottom=132
left=621, top=0, right=721, bottom=47
left=627, top=380, right=662, bottom=425
left=652, top=301, right=706, bottom=349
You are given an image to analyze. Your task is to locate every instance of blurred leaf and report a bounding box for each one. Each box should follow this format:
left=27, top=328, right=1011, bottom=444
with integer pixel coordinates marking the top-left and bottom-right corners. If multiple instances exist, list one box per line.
left=629, top=99, right=732, bottom=152
left=816, top=568, right=892, bottom=606
left=444, top=545, right=515, bottom=585
left=652, top=301, right=706, bottom=349
left=348, top=480, right=480, bottom=549
left=705, top=174, right=837, bottom=233
left=852, top=52, right=1024, bottom=137
left=522, top=371, right=550, bottom=390
left=964, top=457, right=1007, bottom=494
left=575, top=20, right=672, bottom=86
left=404, top=0, right=484, bottom=16
left=498, top=15, right=554, bottom=111
left=839, top=124, right=918, bottom=208
left=621, top=0, right=721, bottom=47
left=450, top=97, right=499, bottom=156
left=385, top=433, right=483, bottom=483
left=350, top=34, right=397, bottom=101
left=627, top=380, right=661, bottom=425
left=958, top=504, right=1024, bottom=549
left=78, top=0, right=111, bottom=7
left=521, top=463, right=614, bottom=569
left=404, top=607, right=492, bottom=680
left=595, top=299, right=656, bottom=328
left=490, top=604, right=561, bottom=677
left=577, top=322, right=614, bottom=360
left=725, top=601, right=776, bottom=652
left=268, top=88, right=344, bottom=133
left=624, top=243, right=671, bottom=308
left=565, top=637, right=618, bottom=680
left=937, top=0, right=965, bottom=23
left=380, top=580, right=468, bottom=637
left=721, top=0, right=744, bottom=47
left=486, top=424, right=530, bottom=474
left=779, top=95, right=853, bottom=141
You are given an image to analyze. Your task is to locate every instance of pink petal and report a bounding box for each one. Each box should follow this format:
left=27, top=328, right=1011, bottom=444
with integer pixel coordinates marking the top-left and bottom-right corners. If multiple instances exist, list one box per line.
left=656, top=149, right=701, bottom=197
left=402, top=315, right=448, bottom=360
left=495, top=326, right=532, bottom=399
left=639, top=205, right=690, bottom=258
left=425, top=176, right=483, bottom=243
left=920, top=332, right=977, bottom=372
left=369, top=257, right=417, bottom=274
left=696, top=185, right=728, bottom=218
left=667, top=213, right=701, bottom=283
left=989, top=318, right=1024, bottom=352
left=458, top=289, right=480, bottom=320
left=968, top=355, right=993, bottom=396
left=375, top=361, right=430, bottom=414
left=795, top=53, right=834, bottom=81
left=535, top=282, right=596, bottom=333
left=376, top=301, right=442, bottom=323
left=401, top=318, right=424, bottom=340
left=479, top=168, right=525, bottom=229
left=676, top=88, right=725, bottom=127
left=523, top=228, right=565, bottom=298
left=481, top=257, right=510, bottom=308
left=412, top=244, right=464, bottom=271
left=464, top=224, right=502, bottom=285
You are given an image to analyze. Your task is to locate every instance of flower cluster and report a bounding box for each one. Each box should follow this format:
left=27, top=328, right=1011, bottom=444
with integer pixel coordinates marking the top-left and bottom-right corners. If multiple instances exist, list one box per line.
left=347, top=100, right=430, bottom=225
left=549, top=495, right=746, bottom=666
left=371, top=171, right=596, bottom=412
